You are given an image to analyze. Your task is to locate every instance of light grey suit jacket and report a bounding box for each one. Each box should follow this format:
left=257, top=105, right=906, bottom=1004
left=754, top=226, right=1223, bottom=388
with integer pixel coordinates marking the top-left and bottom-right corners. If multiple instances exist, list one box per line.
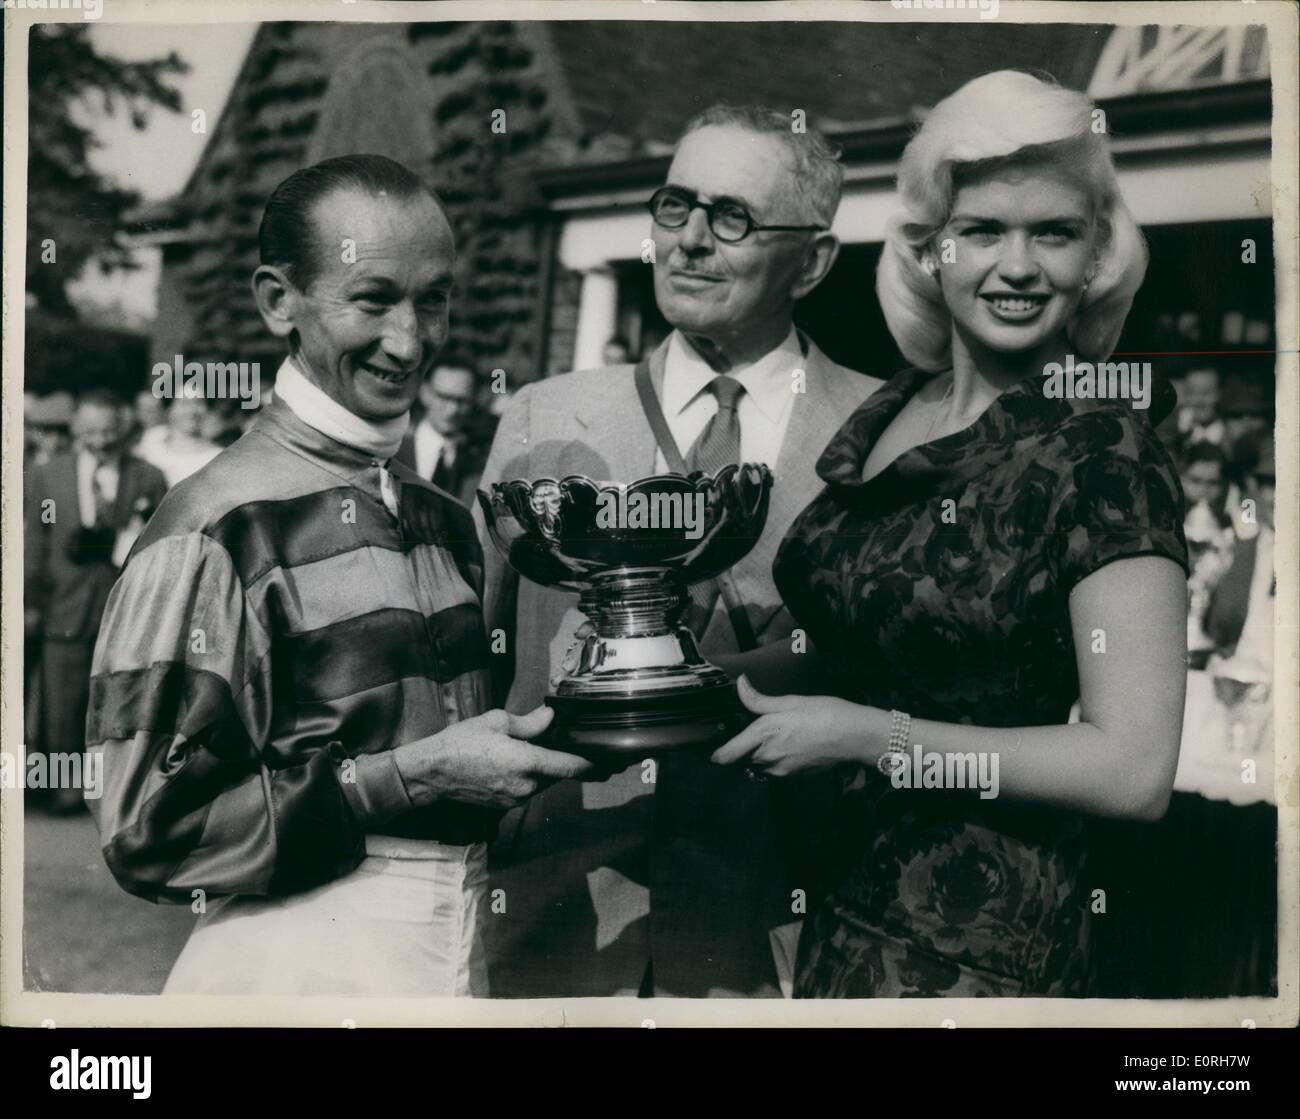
left=473, top=333, right=882, bottom=996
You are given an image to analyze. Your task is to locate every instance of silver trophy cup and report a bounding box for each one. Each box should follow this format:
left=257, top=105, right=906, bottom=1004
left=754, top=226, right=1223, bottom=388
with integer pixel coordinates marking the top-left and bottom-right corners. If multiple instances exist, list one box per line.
left=478, top=463, right=772, bottom=760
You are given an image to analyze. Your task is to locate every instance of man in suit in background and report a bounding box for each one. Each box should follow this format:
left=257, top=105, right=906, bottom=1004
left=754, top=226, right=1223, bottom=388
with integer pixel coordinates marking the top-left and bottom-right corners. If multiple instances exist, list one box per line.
left=1173, top=365, right=1228, bottom=455
left=24, top=389, right=167, bottom=812
left=395, top=355, right=494, bottom=505
left=1205, top=432, right=1276, bottom=728
left=476, top=104, right=883, bottom=997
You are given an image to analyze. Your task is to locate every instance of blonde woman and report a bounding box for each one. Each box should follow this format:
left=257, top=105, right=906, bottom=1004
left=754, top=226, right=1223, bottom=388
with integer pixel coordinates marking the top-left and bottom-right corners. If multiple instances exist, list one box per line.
left=712, top=71, right=1189, bottom=996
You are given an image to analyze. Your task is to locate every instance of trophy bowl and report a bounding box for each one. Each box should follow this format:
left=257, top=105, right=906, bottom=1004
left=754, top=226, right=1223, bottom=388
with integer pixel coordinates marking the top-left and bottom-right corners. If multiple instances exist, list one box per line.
left=478, top=463, right=772, bottom=760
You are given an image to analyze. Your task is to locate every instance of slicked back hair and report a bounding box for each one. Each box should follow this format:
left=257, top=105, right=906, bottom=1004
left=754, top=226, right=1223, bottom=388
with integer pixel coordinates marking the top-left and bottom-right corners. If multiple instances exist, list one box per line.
left=258, top=154, right=439, bottom=290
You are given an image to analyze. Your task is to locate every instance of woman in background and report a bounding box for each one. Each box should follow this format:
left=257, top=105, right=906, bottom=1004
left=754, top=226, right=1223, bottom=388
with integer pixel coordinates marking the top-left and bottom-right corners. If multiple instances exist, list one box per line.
left=713, top=71, right=1188, bottom=996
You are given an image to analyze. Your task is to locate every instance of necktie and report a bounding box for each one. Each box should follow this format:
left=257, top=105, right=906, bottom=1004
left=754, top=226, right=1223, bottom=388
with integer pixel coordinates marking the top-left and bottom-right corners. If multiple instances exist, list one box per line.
left=687, top=376, right=744, bottom=476
left=91, top=460, right=114, bottom=528
left=431, top=444, right=455, bottom=490
left=685, top=377, right=745, bottom=634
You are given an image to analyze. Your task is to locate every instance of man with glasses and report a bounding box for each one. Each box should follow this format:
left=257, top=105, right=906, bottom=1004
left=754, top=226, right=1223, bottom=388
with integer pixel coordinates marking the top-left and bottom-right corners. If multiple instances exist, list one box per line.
left=476, top=104, right=883, bottom=997
left=395, top=356, right=495, bottom=505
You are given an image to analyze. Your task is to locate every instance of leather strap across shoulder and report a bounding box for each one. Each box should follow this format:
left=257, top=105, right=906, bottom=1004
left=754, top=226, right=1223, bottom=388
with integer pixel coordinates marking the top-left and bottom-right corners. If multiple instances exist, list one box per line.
left=633, top=358, right=759, bottom=652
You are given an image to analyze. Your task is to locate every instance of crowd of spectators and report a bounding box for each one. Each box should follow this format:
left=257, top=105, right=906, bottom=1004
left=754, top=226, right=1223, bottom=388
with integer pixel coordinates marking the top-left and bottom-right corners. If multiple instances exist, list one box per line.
left=22, top=359, right=498, bottom=814
left=19, top=349, right=1279, bottom=997
left=1091, top=362, right=1277, bottom=998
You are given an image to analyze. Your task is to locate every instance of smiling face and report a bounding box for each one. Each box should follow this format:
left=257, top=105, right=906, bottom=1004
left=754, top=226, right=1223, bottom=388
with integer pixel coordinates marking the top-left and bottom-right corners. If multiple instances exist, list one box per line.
left=935, top=165, right=1097, bottom=361
left=651, top=126, right=827, bottom=360
left=261, top=187, right=455, bottom=422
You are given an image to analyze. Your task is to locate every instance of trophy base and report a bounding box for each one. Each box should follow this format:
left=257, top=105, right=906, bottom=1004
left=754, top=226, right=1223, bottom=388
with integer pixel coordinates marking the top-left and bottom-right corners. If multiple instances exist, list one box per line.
left=543, top=682, right=751, bottom=761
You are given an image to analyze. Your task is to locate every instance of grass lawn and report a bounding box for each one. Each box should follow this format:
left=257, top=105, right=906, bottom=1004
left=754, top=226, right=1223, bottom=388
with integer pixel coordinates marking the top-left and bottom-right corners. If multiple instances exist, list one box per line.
left=23, top=809, right=195, bottom=993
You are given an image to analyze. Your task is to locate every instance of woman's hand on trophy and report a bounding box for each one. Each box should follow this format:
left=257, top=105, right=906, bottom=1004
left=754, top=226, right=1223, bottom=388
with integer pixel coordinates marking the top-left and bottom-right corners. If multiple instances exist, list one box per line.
left=709, top=675, right=880, bottom=778
left=393, top=706, right=598, bottom=810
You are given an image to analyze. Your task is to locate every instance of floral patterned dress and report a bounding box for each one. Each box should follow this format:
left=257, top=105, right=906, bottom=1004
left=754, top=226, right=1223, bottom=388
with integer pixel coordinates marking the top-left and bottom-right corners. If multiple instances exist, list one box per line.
left=773, top=367, right=1188, bottom=997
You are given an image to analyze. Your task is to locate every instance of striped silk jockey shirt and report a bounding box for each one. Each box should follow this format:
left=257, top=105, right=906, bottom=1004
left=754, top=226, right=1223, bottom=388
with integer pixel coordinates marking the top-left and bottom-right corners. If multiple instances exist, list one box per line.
left=86, top=395, right=494, bottom=903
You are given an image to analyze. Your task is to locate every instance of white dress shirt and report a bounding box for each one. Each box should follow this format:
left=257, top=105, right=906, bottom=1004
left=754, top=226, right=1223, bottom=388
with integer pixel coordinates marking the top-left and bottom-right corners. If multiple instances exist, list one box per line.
left=413, top=418, right=454, bottom=482
left=653, top=327, right=803, bottom=473
left=1178, top=413, right=1227, bottom=446
left=137, top=431, right=222, bottom=488
left=76, top=450, right=119, bottom=528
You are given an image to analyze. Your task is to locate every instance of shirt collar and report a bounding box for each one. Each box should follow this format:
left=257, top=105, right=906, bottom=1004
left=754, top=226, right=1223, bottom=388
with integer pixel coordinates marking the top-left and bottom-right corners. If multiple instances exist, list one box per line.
left=77, top=448, right=121, bottom=473
left=415, top=417, right=451, bottom=461
left=663, top=327, right=803, bottom=424
left=253, top=392, right=395, bottom=504
left=273, top=355, right=409, bottom=460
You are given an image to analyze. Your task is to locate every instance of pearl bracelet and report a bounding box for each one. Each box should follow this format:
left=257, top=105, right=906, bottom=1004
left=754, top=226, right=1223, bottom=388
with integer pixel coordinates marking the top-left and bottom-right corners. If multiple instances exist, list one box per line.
left=880, top=708, right=911, bottom=776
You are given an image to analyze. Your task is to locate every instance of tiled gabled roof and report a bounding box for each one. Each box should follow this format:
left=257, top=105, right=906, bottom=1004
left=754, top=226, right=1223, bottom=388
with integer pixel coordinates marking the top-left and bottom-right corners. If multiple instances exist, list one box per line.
left=545, top=20, right=1112, bottom=152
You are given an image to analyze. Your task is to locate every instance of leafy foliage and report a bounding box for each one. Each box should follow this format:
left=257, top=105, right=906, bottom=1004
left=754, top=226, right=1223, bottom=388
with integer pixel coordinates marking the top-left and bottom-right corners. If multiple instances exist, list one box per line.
left=169, top=22, right=556, bottom=383
left=25, top=24, right=187, bottom=316
left=424, top=22, right=551, bottom=378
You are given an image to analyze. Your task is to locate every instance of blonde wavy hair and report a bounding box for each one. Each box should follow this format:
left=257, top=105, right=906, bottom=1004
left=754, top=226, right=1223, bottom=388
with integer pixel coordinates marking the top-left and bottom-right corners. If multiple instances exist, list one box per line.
left=877, top=70, right=1148, bottom=371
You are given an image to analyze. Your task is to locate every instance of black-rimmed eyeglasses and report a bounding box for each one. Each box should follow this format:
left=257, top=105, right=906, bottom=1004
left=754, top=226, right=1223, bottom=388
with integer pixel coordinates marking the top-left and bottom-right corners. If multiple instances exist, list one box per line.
left=647, top=186, right=827, bottom=244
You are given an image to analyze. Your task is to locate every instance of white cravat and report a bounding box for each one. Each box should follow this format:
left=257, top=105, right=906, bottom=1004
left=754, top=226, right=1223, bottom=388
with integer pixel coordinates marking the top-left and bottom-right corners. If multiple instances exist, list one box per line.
left=655, top=327, right=802, bottom=473
left=275, top=356, right=409, bottom=517
left=274, top=357, right=409, bottom=460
